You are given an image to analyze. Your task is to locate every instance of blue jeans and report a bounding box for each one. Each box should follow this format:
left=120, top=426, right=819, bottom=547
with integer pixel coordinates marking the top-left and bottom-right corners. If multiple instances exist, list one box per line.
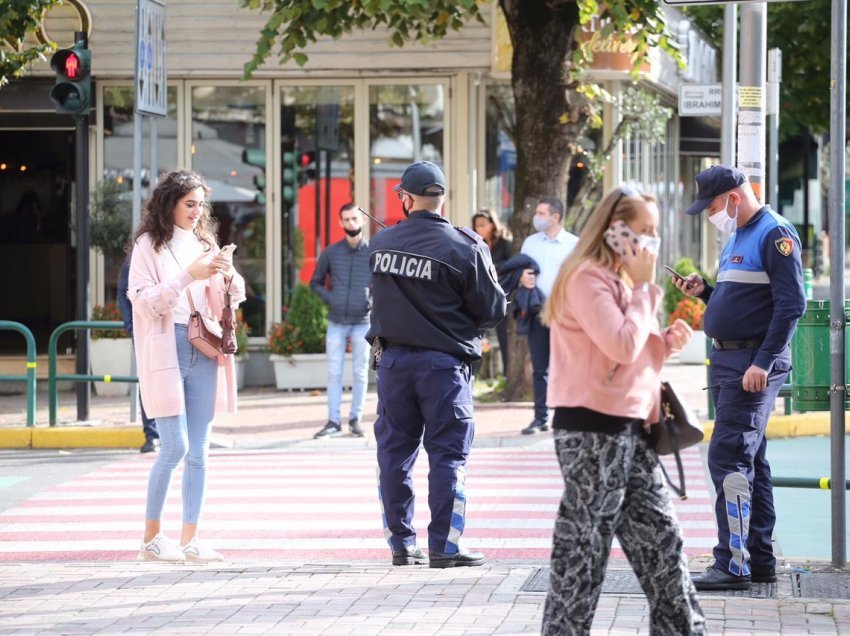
left=326, top=321, right=370, bottom=423
left=145, top=325, right=218, bottom=524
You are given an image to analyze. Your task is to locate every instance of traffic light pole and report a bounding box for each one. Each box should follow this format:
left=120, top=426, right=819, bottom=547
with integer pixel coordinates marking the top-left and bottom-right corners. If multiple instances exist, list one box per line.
left=75, top=111, right=91, bottom=421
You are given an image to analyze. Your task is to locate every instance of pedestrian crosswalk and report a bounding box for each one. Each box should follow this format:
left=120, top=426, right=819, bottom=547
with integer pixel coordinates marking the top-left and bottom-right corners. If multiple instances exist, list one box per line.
left=0, top=446, right=717, bottom=562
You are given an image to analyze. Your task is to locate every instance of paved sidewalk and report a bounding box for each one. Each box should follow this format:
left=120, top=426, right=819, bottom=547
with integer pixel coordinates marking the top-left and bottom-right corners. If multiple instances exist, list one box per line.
left=2, top=560, right=850, bottom=635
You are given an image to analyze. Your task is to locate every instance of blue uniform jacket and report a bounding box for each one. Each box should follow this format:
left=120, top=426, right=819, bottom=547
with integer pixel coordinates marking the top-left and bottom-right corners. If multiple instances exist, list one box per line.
left=699, top=206, right=806, bottom=371
left=367, top=210, right=507, bottom=362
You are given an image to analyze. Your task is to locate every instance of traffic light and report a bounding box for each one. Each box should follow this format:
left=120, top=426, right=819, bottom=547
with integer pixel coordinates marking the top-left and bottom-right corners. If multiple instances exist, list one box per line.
left=298, top=151, right=316, bottom=185
left=282, top=146, right=298, bottom=207
left=241, top=148, right=266, bottom=205
left=49, top=43, right=91, bottom=116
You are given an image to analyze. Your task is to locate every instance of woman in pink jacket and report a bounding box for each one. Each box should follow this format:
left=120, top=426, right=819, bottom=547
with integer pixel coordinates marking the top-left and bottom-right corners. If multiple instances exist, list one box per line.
left=540, top=186, right=705, bottom=635
left=128, top=169, right=245, bottom=562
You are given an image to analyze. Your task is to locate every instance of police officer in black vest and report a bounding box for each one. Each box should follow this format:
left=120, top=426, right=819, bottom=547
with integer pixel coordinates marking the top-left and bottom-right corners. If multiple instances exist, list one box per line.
left=368, top=161, right=507, bottom=568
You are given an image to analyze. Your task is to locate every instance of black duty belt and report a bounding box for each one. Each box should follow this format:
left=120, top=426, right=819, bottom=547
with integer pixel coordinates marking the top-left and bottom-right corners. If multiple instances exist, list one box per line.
left=712, top=338, right=762, bottom=351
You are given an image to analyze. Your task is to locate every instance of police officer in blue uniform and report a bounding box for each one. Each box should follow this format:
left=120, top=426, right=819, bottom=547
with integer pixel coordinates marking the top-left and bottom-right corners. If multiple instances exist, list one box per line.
left=368, top=161, right=507, bottom=568
left=676, top=165, right=806, bottom=591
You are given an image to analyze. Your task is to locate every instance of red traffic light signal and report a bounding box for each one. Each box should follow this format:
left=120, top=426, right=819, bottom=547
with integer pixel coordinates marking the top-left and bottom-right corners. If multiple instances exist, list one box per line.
left=50, top=44, right=91, bottom=116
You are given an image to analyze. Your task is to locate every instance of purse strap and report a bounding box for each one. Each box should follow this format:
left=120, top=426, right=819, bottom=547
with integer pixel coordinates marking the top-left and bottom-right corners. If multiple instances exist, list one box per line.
left=657, top=413, right=688, bottom=499
left=185, top=289, right=199, bottom=316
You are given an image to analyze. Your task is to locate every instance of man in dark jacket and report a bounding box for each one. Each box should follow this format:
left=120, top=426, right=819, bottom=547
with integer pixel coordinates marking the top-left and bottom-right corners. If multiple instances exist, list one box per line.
left=310, top=203, right=372, bottom=438
left=118, top=254, right=158, bottom=453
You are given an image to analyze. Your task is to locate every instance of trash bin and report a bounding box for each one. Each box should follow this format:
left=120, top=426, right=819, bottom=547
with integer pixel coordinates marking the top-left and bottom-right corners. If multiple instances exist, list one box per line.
left=791, top=299, right=850, bottom=411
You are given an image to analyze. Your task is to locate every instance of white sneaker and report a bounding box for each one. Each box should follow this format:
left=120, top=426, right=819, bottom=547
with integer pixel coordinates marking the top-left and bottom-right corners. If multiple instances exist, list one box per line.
left=180, top=537, right=225, bottom=563
left=137, top=534, right=184, bottom=562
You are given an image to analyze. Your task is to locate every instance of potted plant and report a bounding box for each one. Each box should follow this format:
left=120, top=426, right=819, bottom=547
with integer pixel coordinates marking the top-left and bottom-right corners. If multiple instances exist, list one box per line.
left=669, top=297, right=707, bottom=364
left=268, top=283, right=356, bottom=390
left=90, top=303, right=133, bottom=396
left=234, top=310, right=250, bottom=390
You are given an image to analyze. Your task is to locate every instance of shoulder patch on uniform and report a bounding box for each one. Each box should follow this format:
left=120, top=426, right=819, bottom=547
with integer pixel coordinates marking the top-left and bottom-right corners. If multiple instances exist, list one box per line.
left=457, top=226, right=481, bottom=243
left=774, top=237, right=794, bottom=256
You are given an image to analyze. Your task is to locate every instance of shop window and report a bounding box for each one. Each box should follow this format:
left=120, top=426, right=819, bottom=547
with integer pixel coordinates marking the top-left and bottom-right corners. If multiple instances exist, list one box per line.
left=102, top=86, right=178, bottom=304
left=369, top=84, right=445, bottom=232
left=279, top=85, right=355, bottom=298
left=483, top=84, right=515, bottom=226
left=191, top=85, right=266, bottom=337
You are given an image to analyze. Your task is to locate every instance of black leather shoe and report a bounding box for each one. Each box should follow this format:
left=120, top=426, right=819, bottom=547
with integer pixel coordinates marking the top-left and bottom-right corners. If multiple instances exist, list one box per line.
left=349, top=419, right=364, bottom=438
left=751, top=567, right=777, bottom=583
left=521, top=419, right=549, bottom=435
left=392, top=544, right=428, bottom=566
left=429, top=548, right=486, bottom=569
left=139, top=439, right=157, bottom=454
left=692, top=566, right=751, bottom=591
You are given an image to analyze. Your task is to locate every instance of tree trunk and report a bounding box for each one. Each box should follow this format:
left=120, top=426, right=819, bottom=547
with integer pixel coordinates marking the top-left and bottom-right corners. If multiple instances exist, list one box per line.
left=499, top=0, right=585, bottom=401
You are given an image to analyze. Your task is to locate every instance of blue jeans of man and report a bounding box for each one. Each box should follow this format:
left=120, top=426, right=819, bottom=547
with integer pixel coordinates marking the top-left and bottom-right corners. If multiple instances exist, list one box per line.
left=527, top=318, right=551, bottom=422
left=374, top=345, right=475, bottom=554
left=326, top=321, right=370, bottom=424
left=708, top=345, right=792, bottom=576
left=145, top=325, right=218, bottom=524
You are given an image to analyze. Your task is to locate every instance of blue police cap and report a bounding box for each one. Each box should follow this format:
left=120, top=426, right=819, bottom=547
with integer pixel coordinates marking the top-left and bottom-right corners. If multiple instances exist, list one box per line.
left=686, top=165, right=747, bottom=215
left=394, top=161, right=446, bottom=197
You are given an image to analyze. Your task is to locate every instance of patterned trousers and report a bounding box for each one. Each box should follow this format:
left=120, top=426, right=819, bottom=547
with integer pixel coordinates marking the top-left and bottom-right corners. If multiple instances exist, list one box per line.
left=542, top=429, right=706, bottom=636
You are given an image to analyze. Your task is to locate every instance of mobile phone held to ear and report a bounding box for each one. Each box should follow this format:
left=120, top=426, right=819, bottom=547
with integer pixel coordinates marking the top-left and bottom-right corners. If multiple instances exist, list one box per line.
left=664, top=265, right=693, bottom=288
left=603, top=220, right=641, bottom=258
left=218, top=244, right=237, bottom=258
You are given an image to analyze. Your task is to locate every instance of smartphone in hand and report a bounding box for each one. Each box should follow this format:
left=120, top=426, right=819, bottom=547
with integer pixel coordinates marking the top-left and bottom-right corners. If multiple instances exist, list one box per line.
left=218, top=243, right=237, bottom=258
left=664, top=265, right=693, bottom=288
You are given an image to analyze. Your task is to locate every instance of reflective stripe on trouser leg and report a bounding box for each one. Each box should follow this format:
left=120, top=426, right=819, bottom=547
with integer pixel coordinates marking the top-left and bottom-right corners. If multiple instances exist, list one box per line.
left=723, top=472, right=751, bottom=576
left=443, top=465, right=467, bottom=554
left=377, top=465, right=393, bottom=545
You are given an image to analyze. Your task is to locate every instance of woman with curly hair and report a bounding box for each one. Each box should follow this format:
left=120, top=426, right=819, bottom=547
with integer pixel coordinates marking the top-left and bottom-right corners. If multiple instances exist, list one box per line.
left=128, top=169, right=246, bottom=562
left=472, top=209, right=512, bottom=374
left=540, top=186, right=705, bottom=635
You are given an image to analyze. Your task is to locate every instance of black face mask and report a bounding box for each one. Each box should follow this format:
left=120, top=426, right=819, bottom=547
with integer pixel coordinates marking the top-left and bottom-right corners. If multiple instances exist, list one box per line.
left=344, top=227, right=362, bottom=237
left=401, top=196, right=411, bottom=218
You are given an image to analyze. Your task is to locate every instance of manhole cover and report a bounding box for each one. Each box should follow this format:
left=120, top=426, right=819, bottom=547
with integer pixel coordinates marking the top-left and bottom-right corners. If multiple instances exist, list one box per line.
left=522, top=567, right=775, bottom=598
left=793, top=572, right=850, bottom=599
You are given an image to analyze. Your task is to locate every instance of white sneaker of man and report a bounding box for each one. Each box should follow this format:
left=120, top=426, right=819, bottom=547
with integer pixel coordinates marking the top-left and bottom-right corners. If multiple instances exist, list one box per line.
left=137, top=533, right=184, bottom=561
left=180, top=537, right=225, bottom=563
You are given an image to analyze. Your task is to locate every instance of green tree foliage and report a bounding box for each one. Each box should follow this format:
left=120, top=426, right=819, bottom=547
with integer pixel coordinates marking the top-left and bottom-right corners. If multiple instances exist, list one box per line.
left=0, top=0, right=60, bottom=89
left=685, top=1, right=841, bottom=137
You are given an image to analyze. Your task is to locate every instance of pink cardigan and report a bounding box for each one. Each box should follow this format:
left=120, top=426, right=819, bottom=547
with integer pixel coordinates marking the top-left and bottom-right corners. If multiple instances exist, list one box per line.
left=127, top=233, right=247, bottom=419
left=547, top=262, right=674, bottom=423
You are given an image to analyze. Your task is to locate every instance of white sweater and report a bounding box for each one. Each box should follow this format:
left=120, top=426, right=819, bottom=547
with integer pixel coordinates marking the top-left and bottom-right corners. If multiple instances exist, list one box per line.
left=159, top=225, right=209, bottom=325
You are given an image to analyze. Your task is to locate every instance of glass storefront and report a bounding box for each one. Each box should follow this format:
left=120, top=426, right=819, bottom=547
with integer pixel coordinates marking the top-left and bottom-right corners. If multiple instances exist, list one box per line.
left=190, top=85, right=267, bottom=336
left=369, top=84, right=445, bottom=232
left=482, top=84, right=515, bottom=225
left=279, top=85, right=355, bottom=298
left=102, top=85, right=179, bottom=304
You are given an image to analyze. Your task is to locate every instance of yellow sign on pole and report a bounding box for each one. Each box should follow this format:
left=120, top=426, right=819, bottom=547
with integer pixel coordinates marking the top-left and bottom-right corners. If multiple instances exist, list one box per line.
left=738, top=86, right=763, bottom=108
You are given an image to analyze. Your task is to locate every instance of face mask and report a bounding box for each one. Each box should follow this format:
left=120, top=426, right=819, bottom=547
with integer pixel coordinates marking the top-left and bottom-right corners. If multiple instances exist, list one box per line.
left=708, top=196, right=738, bottom=234
left=401, top=196, right=410, bottom=218
left=344, top=227, right=362, bottom=238
left=640, top=235, right=661, bottom=255
left=532, top=216, right=551, bottom=233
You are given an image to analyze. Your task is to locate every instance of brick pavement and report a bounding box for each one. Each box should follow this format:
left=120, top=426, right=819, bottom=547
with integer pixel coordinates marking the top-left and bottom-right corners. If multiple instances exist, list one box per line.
left=2, top=561, right=850, bottom=634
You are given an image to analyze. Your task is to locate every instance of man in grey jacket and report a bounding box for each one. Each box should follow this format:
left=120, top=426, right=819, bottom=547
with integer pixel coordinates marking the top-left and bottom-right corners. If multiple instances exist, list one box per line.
left=310, top=203, right=372, bottom=438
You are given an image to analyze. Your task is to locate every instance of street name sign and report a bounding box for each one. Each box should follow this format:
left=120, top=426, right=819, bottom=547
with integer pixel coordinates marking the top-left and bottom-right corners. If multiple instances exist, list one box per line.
left=135, top=0, right=166, bottom=117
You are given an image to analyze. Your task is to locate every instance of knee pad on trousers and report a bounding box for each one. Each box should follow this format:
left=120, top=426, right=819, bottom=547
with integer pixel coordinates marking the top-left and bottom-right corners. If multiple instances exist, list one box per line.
left=723, top=472, right=751, bottom=576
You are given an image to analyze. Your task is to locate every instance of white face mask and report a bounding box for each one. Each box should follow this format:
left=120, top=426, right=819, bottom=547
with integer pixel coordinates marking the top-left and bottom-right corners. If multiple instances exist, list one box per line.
left=708, top=196, right=738, bottom=234
left=640, top=235, right=661, bottom=255
left=532, top=216, right=551, bottom=233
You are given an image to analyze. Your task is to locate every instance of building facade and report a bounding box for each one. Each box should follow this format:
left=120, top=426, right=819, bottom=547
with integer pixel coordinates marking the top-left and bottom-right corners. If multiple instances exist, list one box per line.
left=0, top=0, right=719, bottom=360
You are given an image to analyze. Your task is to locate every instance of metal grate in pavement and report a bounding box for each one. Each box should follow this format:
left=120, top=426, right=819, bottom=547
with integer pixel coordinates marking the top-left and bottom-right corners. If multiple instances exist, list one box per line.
left=793, top=572, right=850, bottom=599
left=521, top=567, right=775, bottom=598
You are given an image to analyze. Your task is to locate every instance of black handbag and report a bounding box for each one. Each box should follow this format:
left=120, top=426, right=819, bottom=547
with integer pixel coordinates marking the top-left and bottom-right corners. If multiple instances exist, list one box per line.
left=651, top=381, right=705, bottom=499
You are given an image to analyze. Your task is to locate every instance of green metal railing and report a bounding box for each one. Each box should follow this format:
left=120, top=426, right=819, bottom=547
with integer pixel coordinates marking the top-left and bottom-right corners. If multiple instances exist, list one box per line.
left=774, top=477, right=850, bottom=490
left=0, top=321, right=37, bottom=426
left=48, top=321, right=137, bottom=426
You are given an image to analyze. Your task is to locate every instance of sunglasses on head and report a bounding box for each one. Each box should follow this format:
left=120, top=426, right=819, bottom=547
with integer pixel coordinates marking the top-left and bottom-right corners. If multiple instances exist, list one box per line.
left=610, top=185, right=640, bottom=218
